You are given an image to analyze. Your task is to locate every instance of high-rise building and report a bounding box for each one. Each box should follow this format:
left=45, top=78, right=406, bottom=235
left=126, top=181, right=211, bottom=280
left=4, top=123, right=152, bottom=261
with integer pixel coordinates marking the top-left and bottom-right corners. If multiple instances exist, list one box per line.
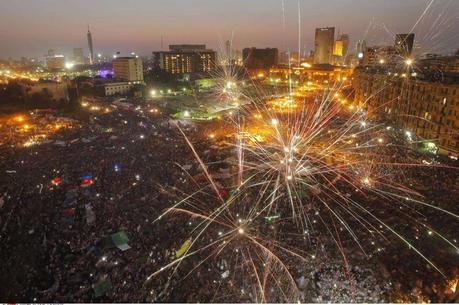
left=153, top=44, right=216, bottom=74
left=333, top=40, right=344, bottom=57
left=353, top=66, right=459, bottom=156
left=73, top=48, right=84, bottom=65
left=340, top=34, right=350, bottom=56
left=225, top=40, right=231, bottom=56
left=169, top=44, right=206, bottom=51
left=395, top=33, right=415, bottom=57
left=242, top=48, right=278, bottom=69
left=112, top=57, right=144, bottom=82
left=87, top=26, right=94, bottom=65
left=362, top=46, right=398, bottom=66
left=46, top=55, right=65, bottom=70
left=356, top=39, right=366, bottom=58
left=314, top=27, right=335, bottom=65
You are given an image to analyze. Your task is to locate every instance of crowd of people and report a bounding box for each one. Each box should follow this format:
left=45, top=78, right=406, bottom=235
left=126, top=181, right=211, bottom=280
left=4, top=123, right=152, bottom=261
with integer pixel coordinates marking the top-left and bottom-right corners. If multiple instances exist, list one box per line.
left=0, top=96, right=458, bottom=302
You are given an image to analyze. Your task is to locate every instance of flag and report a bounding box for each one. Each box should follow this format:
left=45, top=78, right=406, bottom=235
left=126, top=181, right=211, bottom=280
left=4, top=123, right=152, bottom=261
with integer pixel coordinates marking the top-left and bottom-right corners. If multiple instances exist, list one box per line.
left=111, top=231, right=131, bottom=251
left=93, top=278, right=112, bottom=297
left=176, top=239, right=192, bottom=258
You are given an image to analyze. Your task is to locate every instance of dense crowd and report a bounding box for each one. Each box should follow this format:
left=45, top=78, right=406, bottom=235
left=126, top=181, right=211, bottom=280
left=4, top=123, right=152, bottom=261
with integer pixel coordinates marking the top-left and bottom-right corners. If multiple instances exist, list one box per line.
left=0, top=98, right=458, bottom=302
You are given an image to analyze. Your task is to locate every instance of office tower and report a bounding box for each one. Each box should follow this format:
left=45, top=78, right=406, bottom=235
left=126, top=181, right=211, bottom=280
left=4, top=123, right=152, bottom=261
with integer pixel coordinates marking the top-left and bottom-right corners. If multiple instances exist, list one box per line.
left=87, top=26, right=94, bottom=65
left=225, top=40, right=231, bottom=56
left=340, top=34, right=350, bottom=56
left=333, top=40, right=344, bottom=57
left=73, top=48, right=84, bottom=65
left=112, top=56, right=144, bottom=82
left=395, top=33, right=415, bottom=57
left=242, top=48, right=278, bottom=69
left=362, top=46, right=398, bottom=66
left=153, top=44, right=216, bottom=74
left=314, top=27, right=335, bottom=64
left=356, top=39, right=366, bottom=58
left=46, top=55, right=65, bottom=70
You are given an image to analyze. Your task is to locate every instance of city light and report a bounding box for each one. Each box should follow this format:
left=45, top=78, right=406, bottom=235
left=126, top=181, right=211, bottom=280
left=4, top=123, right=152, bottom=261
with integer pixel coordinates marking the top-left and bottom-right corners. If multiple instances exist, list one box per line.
left=64, top=62, right=75, bottom=69
left=1, top=2, right=459, bottom=303
left=405, top=58, right=413, bottom=66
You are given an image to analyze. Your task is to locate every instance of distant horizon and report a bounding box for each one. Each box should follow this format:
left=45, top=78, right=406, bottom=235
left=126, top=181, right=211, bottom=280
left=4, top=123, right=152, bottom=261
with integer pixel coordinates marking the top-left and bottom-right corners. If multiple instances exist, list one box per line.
left=1, top=0, right=458, bottom=60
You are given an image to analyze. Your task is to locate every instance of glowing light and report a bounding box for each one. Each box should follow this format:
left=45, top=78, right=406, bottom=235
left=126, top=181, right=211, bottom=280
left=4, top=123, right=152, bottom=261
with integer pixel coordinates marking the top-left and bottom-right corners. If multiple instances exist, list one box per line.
left=271, top=118, right=279, bottom=126
left=238, top=228, right=244, bottom=234
left=405, top=59, right=413, bottom=66
left=64, top=62, right=75, bottom=69
left=183, top=110, right=190, bottom=118
left=15, top=116, right=24, bottom=122
left=150, top=90, right=157, bottom=97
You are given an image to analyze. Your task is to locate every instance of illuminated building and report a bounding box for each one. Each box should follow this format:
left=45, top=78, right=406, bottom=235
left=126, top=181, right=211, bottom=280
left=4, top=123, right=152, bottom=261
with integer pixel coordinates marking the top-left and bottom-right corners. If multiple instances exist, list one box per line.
left=153, top=45, right=216, bottom=74
left=395, top=33, right=415, bottom=57
left=268, top=64, right=351, bottom=85
left=362, top=46, right=398, bottom=66
left=314, top=27, right=335, bottom=65
left=356, top=39, right=366, bottom=61
left=73, top=48, right=85, bottom=65
left=417, top=52, right=459, bottom=73
left=340, top=34, right=349, bottom=56
left=46, top=55, right=65, bottom=70
left=333, top=34, right=349, bottom=66
left=103, top=82, right=133, bottom=96
left=333, top=39, right=344, bottom=57
left=243, top=48, right=278, bottom=69
left=87, top=26, right=94, bottom=65
left=353, top=66, right=459, bottom=156
left=112, top=56, right=144, bottom=82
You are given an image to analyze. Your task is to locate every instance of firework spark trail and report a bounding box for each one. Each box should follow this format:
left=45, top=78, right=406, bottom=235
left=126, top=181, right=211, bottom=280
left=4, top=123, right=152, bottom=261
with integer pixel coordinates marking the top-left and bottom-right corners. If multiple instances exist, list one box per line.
left=410, top=0, right=436, bottom=35
left=145, top=24, right=459, bottom=301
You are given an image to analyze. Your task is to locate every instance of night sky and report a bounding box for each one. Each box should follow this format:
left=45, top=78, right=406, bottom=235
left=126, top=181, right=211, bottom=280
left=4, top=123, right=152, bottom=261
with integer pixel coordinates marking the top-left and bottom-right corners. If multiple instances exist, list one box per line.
left=0, top=0, right=458, bottom=59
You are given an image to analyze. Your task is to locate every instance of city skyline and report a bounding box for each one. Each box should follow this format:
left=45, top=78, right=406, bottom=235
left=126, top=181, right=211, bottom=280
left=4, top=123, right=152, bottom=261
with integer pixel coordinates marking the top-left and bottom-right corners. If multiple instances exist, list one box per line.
left=1, top=0, right=459, bottom=59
